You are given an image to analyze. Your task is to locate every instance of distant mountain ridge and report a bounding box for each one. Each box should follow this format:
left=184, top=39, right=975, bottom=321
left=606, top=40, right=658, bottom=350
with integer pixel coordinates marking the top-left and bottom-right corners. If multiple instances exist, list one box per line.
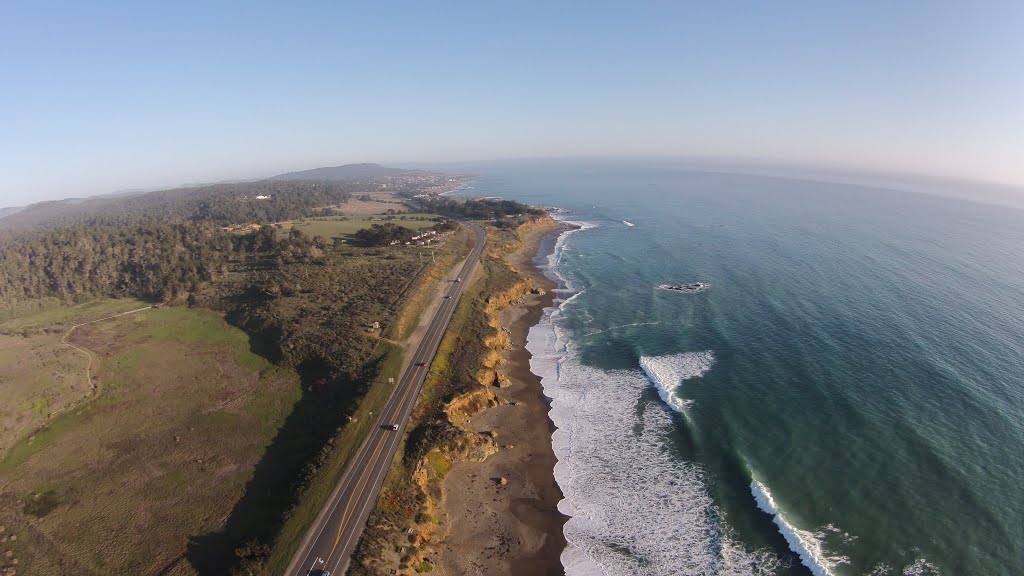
left=268, top=163, right=424, bottom=181
left=0, top=163, right=442, bottom=228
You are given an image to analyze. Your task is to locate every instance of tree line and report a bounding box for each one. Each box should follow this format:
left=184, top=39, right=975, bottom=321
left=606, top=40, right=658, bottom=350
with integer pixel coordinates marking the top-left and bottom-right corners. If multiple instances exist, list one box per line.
left=351, top=219, right=455, bottom=247
left=0, top=221, right=336, bottom=308
left=0, top=180, right=359, bottom=231
left=410, top=197, right=543, bottom=221
left=0, top=222, right=231, bottom=306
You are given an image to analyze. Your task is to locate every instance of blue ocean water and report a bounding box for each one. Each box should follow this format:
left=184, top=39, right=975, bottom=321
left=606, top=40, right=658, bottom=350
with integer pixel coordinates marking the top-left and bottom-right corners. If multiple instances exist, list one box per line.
left=455, top=161, right=1024, bottom=575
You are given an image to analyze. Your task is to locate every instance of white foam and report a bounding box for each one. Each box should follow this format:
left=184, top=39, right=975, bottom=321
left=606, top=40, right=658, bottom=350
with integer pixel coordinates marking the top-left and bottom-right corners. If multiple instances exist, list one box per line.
left=902, top=559, right=941, bottom=576
left=527, top=211, right=783, bottom=574
left=868, top=558, right=942, bottom=576
left=750, top=480, right=851, bottom=576
left=538, top=213, right=597, bottom=299
left=639, top=352, right=715, bottom=412
left=527, top=312, right=780, bottom=575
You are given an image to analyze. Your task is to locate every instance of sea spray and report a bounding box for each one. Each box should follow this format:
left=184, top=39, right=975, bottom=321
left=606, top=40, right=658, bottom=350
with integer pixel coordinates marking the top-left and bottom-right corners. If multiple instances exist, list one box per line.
left=750, top=479, right=850, bottom=576
left=639, top=352, right=715, bottom=412
left=527, top=219, right=782, bottom=574
left=529, top=312, right=782, bottom=575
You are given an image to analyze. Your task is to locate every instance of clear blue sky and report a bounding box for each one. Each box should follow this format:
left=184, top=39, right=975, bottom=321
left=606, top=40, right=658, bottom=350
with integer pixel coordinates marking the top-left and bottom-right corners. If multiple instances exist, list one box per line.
left=2, top=1, right=1023, bottom=205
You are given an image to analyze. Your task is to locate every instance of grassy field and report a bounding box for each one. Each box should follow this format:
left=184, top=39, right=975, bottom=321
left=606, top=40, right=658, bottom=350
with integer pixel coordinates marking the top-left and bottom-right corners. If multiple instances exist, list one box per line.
left=0, top=303, right=301, bottom=575
left=336, top=194, right=412, bottom=215
left=0, top=298, right=152, bottom=459
left=282, top=214, right=442, bottom=240
left=0, top=297, right=151, bottom=332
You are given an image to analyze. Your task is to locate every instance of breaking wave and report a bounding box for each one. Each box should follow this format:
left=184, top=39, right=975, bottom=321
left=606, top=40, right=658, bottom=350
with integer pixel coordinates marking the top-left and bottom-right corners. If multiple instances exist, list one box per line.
left=548, top=217, right=596, bottom=283
left=529, top=314, right=782, bottom=575
left=639, top=352, right=715, bottom=412
left=528, top=220, right=780, bottom=574
left=750, top=479, right=851, bottom=576
left=526, top=214, right=818, bottom=574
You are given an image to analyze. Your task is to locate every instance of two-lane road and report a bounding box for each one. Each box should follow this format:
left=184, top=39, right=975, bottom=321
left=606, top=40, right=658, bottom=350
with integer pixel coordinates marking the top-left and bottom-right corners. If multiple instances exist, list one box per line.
left=288, top=223, right=486, bottom=576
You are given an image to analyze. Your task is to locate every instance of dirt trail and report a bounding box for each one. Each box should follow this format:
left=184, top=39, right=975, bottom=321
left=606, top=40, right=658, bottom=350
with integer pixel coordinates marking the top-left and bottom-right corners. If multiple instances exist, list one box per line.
left=60, top=305, right=153, bottom=395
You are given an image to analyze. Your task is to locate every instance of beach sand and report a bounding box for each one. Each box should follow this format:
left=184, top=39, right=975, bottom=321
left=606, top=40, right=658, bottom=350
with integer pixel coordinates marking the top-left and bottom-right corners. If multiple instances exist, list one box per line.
left=432, top=223, right=567, bottom=575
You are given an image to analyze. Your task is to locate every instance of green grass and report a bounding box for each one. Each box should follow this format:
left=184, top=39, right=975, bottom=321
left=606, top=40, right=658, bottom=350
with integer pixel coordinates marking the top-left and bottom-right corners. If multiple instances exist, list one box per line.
left=103, top=349, right=141, bottom=390
left=144, top=307, right=248, bottom=345
left=283, top=214, right=442, bottom=239
left=145, top=468, right=190, bottom=500
left=0, top=407, right=89, bottom=473
left=0, top=303, right=303, bottom=574
left=21, top=397, right=49, bottom=415
left=0, top=297, right=149, bottom=331
left=264, top=342, right=405, bottom=574
left=245, top=368, right=302, bottom=437
left=425, top=450, right=452, bottom=478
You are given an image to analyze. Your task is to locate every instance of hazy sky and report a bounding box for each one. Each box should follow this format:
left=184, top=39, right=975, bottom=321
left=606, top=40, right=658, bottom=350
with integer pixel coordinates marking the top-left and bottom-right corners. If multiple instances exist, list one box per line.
left=2, top=1, right=1023, bottom=205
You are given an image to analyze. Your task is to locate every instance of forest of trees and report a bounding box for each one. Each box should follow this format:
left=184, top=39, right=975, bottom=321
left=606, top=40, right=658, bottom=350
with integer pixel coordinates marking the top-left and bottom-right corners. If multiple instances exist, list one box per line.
left=0, top=221, right=338, bottom=309
left=0, top=222, right=231, bottom=305
left=351, top=223, right=418, bottom=246
left=0, top=180, right=358, bottom=230
left=412, top=196, right=544, bottom=221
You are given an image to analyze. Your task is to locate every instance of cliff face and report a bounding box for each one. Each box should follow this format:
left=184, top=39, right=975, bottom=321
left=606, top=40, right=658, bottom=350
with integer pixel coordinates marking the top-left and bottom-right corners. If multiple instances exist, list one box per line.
left=353, top=215, right=565, bottom=576
left=398, top=218, right=549, bottom=570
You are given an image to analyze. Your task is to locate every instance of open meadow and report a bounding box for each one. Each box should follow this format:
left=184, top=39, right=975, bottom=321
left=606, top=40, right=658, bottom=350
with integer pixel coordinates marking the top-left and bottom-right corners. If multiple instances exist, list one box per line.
left=281, top=213, right=442, bottom=240
left=0, top=303, right=301, bottom=575
left=0, top=299, right=152, bottom=458
left=333, top=192, right=411, bottom=215
left=0, top=224, right=474, bottom=575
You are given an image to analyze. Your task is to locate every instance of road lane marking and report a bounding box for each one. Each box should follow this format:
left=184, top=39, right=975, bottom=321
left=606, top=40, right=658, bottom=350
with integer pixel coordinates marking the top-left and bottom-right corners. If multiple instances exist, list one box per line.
left=321, top=328, right=433, bottom=565
left=294, top=226, right=485, bottom=574
left=327, top=276, right=475, bottom=572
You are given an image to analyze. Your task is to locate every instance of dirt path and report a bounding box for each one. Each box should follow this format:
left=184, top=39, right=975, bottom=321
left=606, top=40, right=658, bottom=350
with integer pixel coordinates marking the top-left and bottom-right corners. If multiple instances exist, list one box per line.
left=1, top=304, right=154, bottom=483
left=55, top=305, right=154, bottom=414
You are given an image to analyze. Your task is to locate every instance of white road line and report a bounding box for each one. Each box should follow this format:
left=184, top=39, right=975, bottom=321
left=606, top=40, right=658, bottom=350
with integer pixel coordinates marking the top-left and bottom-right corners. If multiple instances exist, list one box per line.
left=291, top=224, right=485, bottom=575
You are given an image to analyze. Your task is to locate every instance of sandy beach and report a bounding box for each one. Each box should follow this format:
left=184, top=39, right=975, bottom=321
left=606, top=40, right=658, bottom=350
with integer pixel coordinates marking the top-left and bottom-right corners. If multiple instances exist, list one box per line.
left=432, top=221, right=568, bottom=575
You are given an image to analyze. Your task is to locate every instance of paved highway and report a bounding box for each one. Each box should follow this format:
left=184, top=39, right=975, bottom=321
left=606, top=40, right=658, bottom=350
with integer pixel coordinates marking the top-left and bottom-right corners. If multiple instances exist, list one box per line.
left=287, top=223, right=486, bottom=576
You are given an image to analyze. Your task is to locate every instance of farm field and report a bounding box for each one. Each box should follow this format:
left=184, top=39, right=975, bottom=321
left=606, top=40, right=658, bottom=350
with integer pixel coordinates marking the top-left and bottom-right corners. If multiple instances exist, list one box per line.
left=334, top=192, right=411, bottom=215
left=281, top=213, right=442, bottom=240
left=0, top=303, right=301, bottom=575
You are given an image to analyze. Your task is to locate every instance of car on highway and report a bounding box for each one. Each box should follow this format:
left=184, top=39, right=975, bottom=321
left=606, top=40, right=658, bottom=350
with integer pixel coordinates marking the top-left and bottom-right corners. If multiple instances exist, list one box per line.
left=455, top=277, right=461, bottom=282
left=443, top=295, right=451, bottom=299
left=415, top=361, right=426, bottom=367
left=383, top=424, right=399, bottom=431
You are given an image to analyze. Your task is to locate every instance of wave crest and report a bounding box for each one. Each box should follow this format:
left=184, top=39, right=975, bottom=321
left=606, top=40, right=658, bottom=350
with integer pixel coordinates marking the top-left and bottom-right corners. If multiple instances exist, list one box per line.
left=528, top=311, right=777, bottom=574
left=751, top=480, right=851, bottom=576
left=639, top=351, right=715, bottom=412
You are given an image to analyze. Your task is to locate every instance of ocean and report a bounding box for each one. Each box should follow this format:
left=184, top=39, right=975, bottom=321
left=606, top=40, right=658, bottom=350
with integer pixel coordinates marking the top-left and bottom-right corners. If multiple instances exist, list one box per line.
left=451, top=160, right=1024, bottom=575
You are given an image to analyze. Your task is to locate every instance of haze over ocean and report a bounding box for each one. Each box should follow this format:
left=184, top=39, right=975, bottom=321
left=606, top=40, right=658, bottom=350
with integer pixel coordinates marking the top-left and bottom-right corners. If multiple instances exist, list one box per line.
left=454, top=161, right=1024, bottom=575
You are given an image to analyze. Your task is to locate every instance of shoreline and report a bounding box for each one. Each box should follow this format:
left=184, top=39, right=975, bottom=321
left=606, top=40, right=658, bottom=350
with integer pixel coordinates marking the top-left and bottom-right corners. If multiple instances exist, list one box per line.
left=433, top=218, right=569, bottom=575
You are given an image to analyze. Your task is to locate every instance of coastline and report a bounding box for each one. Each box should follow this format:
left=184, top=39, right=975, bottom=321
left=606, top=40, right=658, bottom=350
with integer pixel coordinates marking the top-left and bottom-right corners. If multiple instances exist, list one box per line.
left=432, top=217, right=570, bottom=575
